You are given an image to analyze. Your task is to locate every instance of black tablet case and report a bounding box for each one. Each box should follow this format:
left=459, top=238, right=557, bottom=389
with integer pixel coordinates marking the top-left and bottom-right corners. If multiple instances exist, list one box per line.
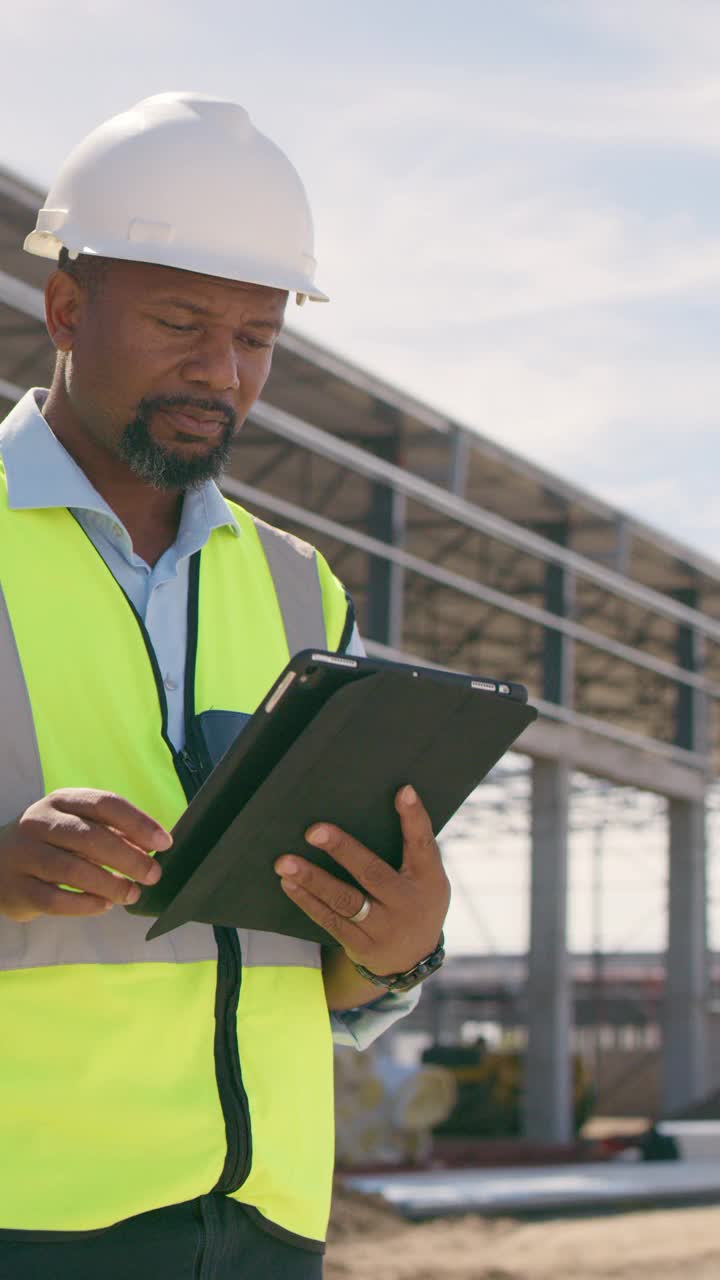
left=144, top=668, right=536, bottom=945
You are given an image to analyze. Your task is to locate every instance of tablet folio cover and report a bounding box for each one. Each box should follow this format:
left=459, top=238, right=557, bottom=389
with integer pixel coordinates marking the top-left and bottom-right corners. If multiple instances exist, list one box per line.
left=147, top=670, right=536, bottom=944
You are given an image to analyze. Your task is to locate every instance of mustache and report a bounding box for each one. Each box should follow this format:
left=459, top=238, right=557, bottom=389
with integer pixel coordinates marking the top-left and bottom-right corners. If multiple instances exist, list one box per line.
left=136, top=394, right=237, bottom=434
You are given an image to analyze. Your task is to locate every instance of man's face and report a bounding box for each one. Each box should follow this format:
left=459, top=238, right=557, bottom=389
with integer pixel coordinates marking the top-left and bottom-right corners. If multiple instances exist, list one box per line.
left=55, top=258, right=287, bottom=489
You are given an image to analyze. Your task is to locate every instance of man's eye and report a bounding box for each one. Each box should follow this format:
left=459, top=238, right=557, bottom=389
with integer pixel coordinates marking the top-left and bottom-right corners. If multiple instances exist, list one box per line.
left=157, top=319, right=271, bottom=347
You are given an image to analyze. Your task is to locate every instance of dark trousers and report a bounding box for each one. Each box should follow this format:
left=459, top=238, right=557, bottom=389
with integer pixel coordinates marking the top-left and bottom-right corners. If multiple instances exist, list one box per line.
left=0, top=1195, right=324, bottom=1280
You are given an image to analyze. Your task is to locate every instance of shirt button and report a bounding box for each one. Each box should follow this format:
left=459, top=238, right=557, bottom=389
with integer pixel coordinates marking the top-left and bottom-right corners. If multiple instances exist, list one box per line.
left=164, top=675, right=179, bottom=692
left=112, top=523, right=123, bottom=539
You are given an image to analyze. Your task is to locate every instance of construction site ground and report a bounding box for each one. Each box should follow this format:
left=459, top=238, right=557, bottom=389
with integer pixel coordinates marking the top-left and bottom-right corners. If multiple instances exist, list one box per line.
left=326, top=1184, right=720, bottom=1278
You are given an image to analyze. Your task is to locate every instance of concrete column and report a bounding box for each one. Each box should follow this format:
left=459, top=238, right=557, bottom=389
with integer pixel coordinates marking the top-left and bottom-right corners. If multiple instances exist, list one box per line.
left=662, top=796, right=708, bottom=1115
left=523, top=758, right=573, bottom=1142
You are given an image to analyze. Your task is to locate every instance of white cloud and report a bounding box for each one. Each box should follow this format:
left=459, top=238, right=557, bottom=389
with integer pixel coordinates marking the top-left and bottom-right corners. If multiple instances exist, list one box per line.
left=567, top=0, right=720, bottom=70
left=296, top=66, right=720, bottom=152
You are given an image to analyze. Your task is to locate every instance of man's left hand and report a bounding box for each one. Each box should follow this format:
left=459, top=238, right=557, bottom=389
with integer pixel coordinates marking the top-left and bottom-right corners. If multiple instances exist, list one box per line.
left=273, top=784, right=450, bottom=978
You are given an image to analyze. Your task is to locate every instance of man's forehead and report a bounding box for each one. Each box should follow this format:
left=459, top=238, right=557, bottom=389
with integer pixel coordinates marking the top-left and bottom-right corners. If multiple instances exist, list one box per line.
left=111, top=258, right=287, bottom=312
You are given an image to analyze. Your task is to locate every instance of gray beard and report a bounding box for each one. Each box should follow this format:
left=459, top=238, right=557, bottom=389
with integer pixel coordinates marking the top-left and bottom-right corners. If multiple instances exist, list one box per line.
left=118, top=398, right=235, bottom=490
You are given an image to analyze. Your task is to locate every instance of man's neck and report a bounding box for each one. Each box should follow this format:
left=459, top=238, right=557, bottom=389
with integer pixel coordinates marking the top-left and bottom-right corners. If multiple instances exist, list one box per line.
left=42, top=385, right=183, bottom=566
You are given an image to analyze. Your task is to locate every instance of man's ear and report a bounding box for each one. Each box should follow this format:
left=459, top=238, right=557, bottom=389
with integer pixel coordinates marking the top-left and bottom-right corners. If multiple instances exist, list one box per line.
left=44, top=268, right=84, bottom=354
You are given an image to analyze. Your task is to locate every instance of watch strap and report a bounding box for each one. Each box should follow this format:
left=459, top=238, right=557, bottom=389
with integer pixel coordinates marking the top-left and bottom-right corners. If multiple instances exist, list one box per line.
left=352, top=932, right=445, bottom=993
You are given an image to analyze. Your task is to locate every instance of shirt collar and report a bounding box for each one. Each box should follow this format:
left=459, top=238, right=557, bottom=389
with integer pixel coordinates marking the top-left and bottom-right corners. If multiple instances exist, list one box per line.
left=0, top=388, right=240, bottom=539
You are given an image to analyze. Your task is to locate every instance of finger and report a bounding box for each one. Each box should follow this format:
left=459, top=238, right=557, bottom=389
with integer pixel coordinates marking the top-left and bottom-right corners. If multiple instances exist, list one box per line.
left=49, top=790, right=172, bottom=852
left=19, top=877, right=114, bottom=918
left=23, top=845, right=148, bottom=906
left=23, top=811, right=163, bottom=886
left=278, top=875, right=369, bottom=948
left=274, top=856, right=373, bottom=929
left=304, top=825, right=401, bottom=903
left=394, top=785, right=443, bottom=875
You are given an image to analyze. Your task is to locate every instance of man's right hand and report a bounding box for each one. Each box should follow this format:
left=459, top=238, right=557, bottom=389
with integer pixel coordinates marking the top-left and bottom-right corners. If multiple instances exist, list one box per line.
left=0, top=788, right=172, bottom=922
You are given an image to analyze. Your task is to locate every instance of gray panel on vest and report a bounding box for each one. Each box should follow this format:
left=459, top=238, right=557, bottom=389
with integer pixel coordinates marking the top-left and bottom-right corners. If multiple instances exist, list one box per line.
left=240, top=928, right=321, bottom=970
left=0, top=909, right=219, bottom=971
left=0, top=915, right=320, bottom=973
left=0, top=584, right=44, bottom=827
left=253, top=521, right=327, bottom=656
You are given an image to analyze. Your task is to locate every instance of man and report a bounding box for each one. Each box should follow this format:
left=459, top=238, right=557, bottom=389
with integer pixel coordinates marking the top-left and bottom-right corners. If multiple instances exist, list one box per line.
left=0, top=93, right=449, bottom=1278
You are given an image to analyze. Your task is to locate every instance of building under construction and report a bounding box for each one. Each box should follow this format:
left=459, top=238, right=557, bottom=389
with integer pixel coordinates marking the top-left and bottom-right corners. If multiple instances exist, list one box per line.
left=1, top=162, right=717, bottom=1140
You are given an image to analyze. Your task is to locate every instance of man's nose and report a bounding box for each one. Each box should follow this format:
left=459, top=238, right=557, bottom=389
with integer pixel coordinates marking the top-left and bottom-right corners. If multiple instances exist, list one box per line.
left=181, top=333, right=240, bottom=392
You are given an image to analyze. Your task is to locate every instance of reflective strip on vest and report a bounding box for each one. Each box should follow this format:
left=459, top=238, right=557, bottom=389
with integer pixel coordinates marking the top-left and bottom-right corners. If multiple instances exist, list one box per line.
left=0, top=469, right=344, bottom=1245
left=0, top=911, right=320, bottom=972
left=253, top=518, right=325, bottom=656
left=0, top=582, right=43, bottom=828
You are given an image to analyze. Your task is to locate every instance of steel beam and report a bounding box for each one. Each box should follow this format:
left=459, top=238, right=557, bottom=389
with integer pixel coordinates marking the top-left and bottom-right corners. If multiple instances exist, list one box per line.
left=242, top=402, right=720, bottom=639
left=520, top=713, right=708, bottom=801
left=360, top=637, right=708, bottom=793
left=3, top=259, right=720, bottom=590
left=448, top=423, right=469, bottom=496
left=278, top=327, right=451, bottom=435
left=387, top=491, right=406, bottom=648
left=365, top=416, right=399, bottom=644
left=363, top=406, right=406, bottom=645
left=0, top=169, right=44, bottom=210
left=0, top=378, right=24, bottom=403
left=2, top=307, right=719, bottom=641
left=674, top=588, right=707, bottom=756
left=0, top=320, right=41, bottom=340
left=614, top=516, right=631, bottom=576
left=221, top=473, right=720, bottom=700
left=242, top=440, right=297, bottom=490
left=0, top=268, right=45, bottom=321
left=538, top=521, right=574, bottom=708
left=9, top=337, right=50, bottom=384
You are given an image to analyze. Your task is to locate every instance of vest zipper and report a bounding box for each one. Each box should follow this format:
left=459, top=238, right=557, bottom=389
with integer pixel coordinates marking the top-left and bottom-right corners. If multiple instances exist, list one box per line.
left=210, top=926, right=253, bottom=1192
left=176, top=733, right=253, bottom=1191
left=179, top=555, right=252, bottom=1196
left=178, top=745, right=202, bottom=786
left=170, top=732, right=252, bottom=1192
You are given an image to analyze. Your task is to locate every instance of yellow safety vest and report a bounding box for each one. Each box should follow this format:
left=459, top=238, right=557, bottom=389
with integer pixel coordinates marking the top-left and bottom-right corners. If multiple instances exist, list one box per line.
left=0, top=462, right=350, bottom=1251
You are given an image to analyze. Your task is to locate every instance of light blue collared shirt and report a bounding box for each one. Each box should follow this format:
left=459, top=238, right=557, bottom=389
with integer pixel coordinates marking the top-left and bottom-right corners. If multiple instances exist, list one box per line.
left=0, top=388, right=419, bottom=1048
left=1, top=389, right=242, bottom=749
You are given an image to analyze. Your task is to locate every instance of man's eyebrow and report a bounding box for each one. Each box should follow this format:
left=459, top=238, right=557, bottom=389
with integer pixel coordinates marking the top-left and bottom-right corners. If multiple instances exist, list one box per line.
left=154, top=296, right=281, bottom=332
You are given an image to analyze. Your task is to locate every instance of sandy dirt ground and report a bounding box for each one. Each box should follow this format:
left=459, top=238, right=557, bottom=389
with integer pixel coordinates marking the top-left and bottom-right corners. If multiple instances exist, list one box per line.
left=325, top=1185, right=720, bottom=1279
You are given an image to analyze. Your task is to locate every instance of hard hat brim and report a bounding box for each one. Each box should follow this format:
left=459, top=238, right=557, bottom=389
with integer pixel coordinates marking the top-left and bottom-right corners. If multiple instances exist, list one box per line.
left=24, top=230, right=330, bottom=303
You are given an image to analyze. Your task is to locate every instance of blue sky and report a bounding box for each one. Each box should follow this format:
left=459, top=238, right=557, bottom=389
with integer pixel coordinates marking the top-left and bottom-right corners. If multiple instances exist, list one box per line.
left=3, top=0, right=720, bottom=561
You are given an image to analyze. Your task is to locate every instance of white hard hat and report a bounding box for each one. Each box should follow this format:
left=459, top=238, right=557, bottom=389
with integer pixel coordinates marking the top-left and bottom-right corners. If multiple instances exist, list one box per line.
left=24, top=91, right=328, bottom=305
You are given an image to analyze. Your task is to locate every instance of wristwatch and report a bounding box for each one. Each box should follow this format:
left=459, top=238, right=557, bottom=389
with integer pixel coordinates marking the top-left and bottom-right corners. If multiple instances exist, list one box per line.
left=352, top=933, right=445, bottom=993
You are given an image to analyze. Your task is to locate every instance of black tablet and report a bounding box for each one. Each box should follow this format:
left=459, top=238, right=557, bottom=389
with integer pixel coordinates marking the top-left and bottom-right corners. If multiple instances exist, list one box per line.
left=129, top=650, right=537, bottom=944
